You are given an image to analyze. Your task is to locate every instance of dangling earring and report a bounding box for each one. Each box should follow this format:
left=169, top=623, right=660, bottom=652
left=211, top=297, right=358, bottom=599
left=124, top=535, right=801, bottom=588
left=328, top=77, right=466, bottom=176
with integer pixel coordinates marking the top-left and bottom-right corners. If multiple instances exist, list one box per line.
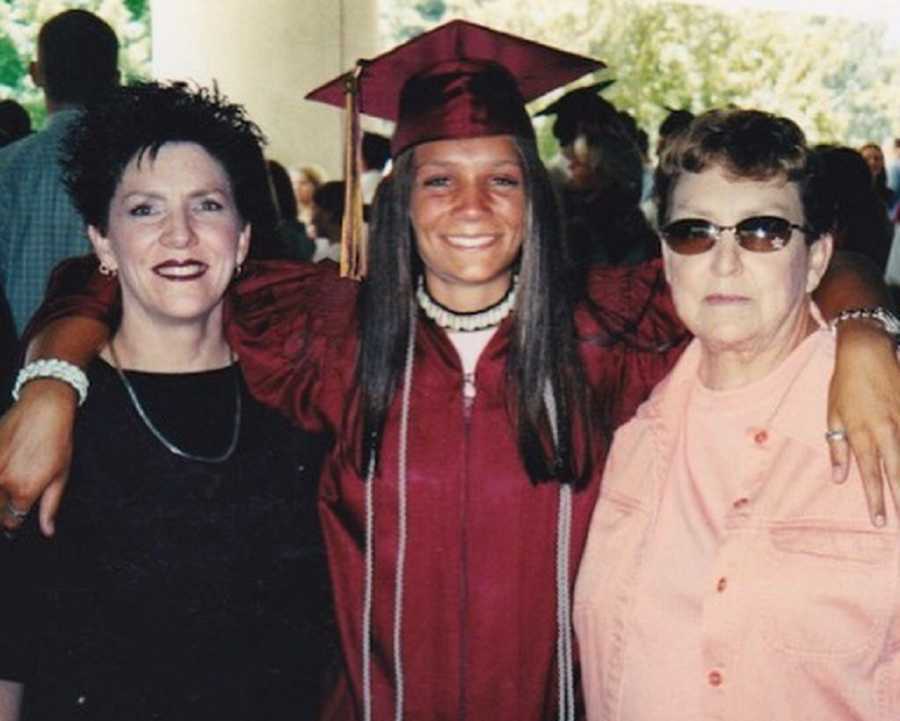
left=234, top=263, right=243, bottom=279
left=99, top=261, right=117, bottom=277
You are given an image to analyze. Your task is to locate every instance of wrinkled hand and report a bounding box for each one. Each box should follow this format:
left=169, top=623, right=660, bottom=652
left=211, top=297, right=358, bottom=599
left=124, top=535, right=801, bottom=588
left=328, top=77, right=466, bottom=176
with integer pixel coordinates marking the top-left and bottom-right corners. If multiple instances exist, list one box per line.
left=828, top=322, right=900, bottom=526
left=0, top=379, right=76, bottom=536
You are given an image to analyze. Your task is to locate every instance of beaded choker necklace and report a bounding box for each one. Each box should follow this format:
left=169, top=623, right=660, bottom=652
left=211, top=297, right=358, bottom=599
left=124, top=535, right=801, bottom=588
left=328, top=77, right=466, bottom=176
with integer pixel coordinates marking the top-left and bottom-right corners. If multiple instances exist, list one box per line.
left=108, top=339, right=241, bottom=464
left=416, top=276, right=517, bottom=332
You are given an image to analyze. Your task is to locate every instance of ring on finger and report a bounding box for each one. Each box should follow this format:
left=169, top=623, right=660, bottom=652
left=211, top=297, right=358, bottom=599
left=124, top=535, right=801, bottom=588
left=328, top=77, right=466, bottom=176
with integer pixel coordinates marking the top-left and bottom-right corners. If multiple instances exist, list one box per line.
left=824, top=429, right=848, bottom=442
left=3, top=503, right=29, bottom=520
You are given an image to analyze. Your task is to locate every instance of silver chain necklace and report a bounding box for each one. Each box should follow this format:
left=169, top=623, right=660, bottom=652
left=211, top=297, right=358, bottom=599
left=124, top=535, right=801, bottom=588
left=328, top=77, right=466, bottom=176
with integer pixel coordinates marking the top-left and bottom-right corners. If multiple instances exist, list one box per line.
left=108, top=339, right=241, bottom=464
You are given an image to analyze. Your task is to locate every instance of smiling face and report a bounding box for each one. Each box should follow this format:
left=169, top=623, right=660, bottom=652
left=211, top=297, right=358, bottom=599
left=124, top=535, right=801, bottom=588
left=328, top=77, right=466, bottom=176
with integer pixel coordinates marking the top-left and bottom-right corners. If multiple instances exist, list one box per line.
left=662, top=164, right=832, bottom=361
left=88, top=141, right=250, bottom=336
left=410, top=135, right=526, bottom=311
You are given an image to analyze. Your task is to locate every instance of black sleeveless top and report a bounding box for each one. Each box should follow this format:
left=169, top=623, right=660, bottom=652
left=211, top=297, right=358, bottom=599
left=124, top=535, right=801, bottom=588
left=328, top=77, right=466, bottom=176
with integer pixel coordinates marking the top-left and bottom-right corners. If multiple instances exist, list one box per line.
left=0, top=359, right=337, bottom=720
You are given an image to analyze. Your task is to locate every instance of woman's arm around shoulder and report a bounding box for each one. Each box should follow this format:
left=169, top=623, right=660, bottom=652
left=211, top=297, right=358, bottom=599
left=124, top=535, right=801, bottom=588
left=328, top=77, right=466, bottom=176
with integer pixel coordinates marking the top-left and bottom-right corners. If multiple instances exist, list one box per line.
left=582, top=259, right=687, bottom=349
left=814, top=251, right=900, bottom=526
left=579, top=260, right=690, bottom=427
left=0, top=255, right=114, bottom=535
left=225, top=258, right=360, bottom=430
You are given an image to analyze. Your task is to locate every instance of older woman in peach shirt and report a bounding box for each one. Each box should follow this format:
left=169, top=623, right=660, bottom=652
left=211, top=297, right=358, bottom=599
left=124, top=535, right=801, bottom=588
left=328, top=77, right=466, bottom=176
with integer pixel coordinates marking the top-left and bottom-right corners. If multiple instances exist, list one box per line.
left=574, top=108, right=900, bottom=721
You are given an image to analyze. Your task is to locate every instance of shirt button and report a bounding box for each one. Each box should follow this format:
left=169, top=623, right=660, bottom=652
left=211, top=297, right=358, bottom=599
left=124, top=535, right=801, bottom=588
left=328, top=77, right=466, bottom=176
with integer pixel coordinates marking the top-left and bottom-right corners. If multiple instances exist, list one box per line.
left=716, top=577, right=727, bottom=592
left=753, top=430, right=768, bottom=445
left=708, top=670, right=723, bottom=687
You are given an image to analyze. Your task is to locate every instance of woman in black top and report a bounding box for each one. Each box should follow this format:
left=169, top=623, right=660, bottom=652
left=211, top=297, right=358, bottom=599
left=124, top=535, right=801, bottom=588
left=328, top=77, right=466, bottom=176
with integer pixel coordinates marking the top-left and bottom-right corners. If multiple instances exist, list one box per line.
left=0, top=82, right=335, bottom=721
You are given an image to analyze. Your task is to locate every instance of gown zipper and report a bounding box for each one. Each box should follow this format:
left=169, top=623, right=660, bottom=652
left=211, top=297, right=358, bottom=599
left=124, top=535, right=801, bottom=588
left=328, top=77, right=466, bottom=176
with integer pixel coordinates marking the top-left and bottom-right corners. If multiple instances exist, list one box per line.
left=462, top=371, right=476, bottom=419
left=458, top=368, right=475, bottom=719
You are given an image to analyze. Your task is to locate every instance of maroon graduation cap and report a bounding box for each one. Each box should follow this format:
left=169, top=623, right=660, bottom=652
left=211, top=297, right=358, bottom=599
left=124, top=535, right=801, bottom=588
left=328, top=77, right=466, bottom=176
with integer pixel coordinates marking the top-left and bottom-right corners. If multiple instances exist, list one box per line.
left=307, top=19, right=604, bottom=156
left=305, top=19, right=604, bottom=278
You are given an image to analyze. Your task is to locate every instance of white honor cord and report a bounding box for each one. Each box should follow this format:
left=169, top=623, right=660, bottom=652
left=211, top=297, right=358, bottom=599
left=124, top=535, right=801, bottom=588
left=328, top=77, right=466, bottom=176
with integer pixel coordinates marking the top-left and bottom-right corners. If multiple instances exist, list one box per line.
left=557, top=483, right=574, bottom=720
left=363, top=339, right=570, bottom=720
left=544, top=382, right=575, bottom=721
left=393, top=310, right=417, bottom=721
left=362, top=308, right=418, bottom=721
left=362, top=447, right=376, bottom=721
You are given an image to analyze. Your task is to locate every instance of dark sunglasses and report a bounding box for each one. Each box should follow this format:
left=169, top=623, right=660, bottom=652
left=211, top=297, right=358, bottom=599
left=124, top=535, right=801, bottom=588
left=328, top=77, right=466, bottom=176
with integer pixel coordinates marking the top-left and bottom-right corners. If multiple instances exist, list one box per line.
left=660, top=215, right=812, bottom=255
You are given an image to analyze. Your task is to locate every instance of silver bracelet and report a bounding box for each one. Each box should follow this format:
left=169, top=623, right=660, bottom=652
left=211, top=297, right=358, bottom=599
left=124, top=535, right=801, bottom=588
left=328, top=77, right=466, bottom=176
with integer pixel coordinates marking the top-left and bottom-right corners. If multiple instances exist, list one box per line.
left=829, top=307, right=900, bottom=339
left=11, top=358, right=89, bottom=406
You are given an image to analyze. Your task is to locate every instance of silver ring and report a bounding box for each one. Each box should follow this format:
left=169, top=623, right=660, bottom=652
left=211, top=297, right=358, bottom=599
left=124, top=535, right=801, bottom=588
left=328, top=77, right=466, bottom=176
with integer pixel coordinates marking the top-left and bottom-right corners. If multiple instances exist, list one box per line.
left=3, top=503, right=29, bottom=520
left=824, top=429, right=848, bottom=442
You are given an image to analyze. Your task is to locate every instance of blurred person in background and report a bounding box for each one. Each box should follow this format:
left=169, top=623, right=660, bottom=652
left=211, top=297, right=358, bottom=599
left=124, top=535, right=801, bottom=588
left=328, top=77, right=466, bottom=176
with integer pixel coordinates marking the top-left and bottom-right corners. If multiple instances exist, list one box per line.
left=292, top=164, right=324, bottom=237
left=860, top=142, right=896, bottom=213
left=310, top=180, right=345, bottom=264
left=0, top=9, right=118, bottom=337
left=656, top=108, right=695, bottom=158
left=886, top=138, right=900, bottom=215
left=0, top=286, right=16, bottom=403
left=360, top=131, right=391, bottom=204
left=814, top=145, right=893, bottom=274
left=268, top=158, right=315, bottom=261
left=0, top=101, right=31, bottom=148
left=641, top=108, right=696, bottom=229
left=536, top=82, right=658, bottom=284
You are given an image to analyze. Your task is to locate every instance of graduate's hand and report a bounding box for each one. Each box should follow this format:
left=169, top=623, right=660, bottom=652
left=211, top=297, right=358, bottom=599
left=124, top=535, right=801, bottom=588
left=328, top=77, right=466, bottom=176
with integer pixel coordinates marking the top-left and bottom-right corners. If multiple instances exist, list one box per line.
left=0, top=379, right=76, bottom=537
left=828, top=320, right=900, bottom=526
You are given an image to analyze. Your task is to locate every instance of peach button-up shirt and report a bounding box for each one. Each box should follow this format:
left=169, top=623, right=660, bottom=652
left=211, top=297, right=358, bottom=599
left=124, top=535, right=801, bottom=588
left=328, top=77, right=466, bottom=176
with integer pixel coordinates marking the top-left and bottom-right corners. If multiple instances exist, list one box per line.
left=574, top=328, right=900, bottom=721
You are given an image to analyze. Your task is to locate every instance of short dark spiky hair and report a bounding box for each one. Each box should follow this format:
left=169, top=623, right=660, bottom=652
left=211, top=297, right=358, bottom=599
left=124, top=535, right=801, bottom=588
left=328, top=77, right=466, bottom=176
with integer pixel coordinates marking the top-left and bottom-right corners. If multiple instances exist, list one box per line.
left=655, top=108, right=832, bottom=240
left=62, top=81, right=270, bottom=234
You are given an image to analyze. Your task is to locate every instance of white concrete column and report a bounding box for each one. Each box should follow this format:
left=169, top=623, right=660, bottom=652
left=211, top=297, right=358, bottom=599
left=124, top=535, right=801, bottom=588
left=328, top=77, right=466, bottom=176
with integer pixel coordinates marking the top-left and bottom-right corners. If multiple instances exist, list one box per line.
left=149, top=0, right=378, bottom=179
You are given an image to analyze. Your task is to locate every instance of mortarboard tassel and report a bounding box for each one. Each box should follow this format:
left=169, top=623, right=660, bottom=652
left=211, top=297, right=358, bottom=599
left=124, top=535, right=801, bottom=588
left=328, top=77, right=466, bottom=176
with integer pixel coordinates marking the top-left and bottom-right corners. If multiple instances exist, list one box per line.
left=340, top=62, right=367, bottom=280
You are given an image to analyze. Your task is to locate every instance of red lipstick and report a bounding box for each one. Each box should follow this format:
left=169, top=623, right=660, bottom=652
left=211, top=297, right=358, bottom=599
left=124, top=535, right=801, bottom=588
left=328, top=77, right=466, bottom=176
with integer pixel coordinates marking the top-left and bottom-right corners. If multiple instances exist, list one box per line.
left=152, top=259, right=208, bottom=281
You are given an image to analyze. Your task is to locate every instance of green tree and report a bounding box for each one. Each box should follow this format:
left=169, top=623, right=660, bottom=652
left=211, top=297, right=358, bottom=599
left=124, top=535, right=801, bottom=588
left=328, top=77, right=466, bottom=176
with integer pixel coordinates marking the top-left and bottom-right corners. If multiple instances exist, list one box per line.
left=0, top=34, right=24, bottom=89
left=379, top=0, right=900, bottom=151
